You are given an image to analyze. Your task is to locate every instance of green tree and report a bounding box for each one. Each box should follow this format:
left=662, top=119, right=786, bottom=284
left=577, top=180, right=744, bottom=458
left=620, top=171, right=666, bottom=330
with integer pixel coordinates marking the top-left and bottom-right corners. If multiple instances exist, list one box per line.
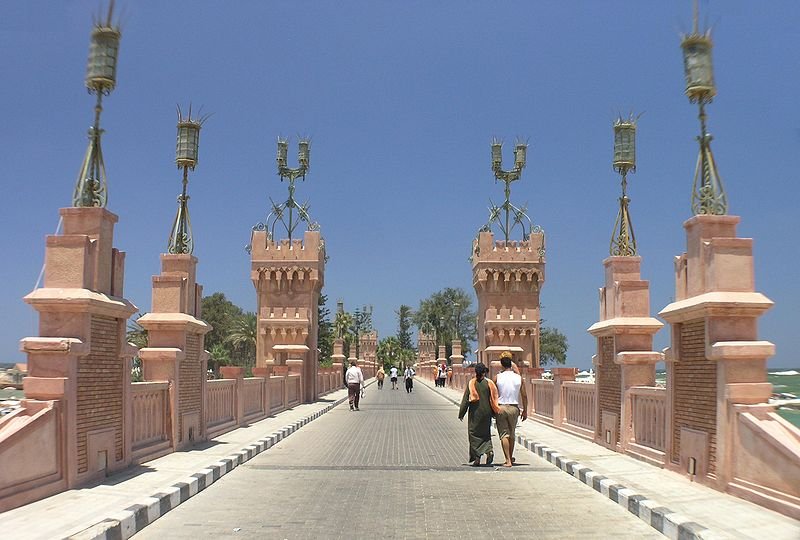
left=227, top=312, right=257, bottom=369
left=201, top=292, right=244, bottom=359
left=333, top=310, right=355, bottom=357
left=412, top=287, right=477, bottom=357
left=209, top=343, right=232, bottom=371
left=539, top=327, right=568, bottom=366
left=377, top=336, right=402, bottom=369
left=317, top=294, right=334, bottom=365
left=396, top=304, right=414, bottom=351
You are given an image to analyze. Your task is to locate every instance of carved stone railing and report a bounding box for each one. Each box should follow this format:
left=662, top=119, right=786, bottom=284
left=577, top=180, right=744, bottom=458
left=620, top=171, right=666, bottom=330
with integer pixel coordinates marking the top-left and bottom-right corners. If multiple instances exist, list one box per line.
left=287, top=375, right=301, bottom=407
left=270, top=376, right=286, bottom=413
left=243, top=377, right=267, bottom=421
left=205, top=379, right=237, bottom=437
left=532, top=380, right=554, bottom=420
left=563, top=381, right=596, bottom=434
left=131, top=381, right=171, bottom=460
left=628, top=386, right=667, bottom=454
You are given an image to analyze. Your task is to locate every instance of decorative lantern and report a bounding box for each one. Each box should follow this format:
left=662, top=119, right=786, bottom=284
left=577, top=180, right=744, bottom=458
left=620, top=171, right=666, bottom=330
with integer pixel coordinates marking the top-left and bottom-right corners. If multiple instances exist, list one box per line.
left=85, top=25, right=121, bottom=93
left=681, top=32, right=716, bottom=104
left=176, top=119, right=201, bottom=170
left=277, top=138, right=289, bottom=169
left=298, top=139, right=310, bottom=170
left=491, top=140, right=503, bottom=168
left=613, top=118, right=637, bottom=173
left=513, top=143, right=527, bottom=171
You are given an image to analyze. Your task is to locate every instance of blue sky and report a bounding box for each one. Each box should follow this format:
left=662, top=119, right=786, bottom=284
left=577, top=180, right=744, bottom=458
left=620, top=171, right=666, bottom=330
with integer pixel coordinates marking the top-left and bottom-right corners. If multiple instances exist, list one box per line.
left=1, top=1, right=798, bottom=369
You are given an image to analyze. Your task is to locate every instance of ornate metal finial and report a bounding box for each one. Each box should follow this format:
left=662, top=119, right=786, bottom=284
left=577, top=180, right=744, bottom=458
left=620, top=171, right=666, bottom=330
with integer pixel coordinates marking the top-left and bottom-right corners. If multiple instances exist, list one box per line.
left=73, top=1, right=120, bottom=208
left=248, top=137, right=319, bottom=252
left=167, top=105, right=209, bottom=255
left=681, top=0, right=727, bottom=215
left=610, top=115, right=639, bottom=256
left=478, top=139, right=545, bottom=251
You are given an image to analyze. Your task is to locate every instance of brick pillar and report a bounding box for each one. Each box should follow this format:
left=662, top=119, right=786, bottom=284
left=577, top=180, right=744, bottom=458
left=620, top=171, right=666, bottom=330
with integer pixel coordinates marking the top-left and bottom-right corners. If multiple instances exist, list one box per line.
left=139, top=254, right=210, bottom=450
left=22, top=207, right=138, bottom=488
left=588, top=256, right=663, bottom=451
left=660, top=216, right=775, bottom=488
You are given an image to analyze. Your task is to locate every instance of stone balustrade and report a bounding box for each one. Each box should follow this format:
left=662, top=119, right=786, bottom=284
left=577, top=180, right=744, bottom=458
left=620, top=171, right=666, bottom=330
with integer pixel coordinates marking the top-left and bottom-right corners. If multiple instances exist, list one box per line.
left=562, top=381, right=596, bottom=436
left=131, top=382, right=171, bottom=462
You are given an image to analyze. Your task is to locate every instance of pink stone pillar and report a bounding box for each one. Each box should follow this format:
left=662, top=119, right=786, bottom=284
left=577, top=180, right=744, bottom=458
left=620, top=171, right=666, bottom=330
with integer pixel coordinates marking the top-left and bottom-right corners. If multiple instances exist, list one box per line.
left=220, top=366, right=245, bottom=426
left=138, top=254, right=210, bottom=449
left=551, top=368, right=577, bottom=428
left=588, top=256, right=663, bottom=452
left=660, top=216, right=775, bottom=490
left=252, top=367, right=271, bottom=415
left=472, top=231, right=546, bottom=369
left=250, top=231, right=324, bottom=404
left=21, top=207, right=138, bottom=489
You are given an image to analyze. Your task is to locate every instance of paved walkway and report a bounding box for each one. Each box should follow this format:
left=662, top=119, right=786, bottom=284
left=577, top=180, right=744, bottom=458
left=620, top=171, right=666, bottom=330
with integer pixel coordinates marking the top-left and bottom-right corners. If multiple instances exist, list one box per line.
left=0, top=387, right=351, bottom=540
left=137, top=380, right=659, bottom=539
left=424, top=378, right=800, bottom=540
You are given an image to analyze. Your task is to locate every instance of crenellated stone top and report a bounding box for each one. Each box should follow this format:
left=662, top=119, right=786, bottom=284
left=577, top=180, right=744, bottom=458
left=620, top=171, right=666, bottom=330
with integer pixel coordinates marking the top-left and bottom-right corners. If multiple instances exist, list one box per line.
left=472, top=231, right=545, bottom=263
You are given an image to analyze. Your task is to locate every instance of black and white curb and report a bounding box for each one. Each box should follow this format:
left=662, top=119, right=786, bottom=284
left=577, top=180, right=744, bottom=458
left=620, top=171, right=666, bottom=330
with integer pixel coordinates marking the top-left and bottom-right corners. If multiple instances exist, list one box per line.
left=515, top=434, right=716, bottom=540
left=68, top=393, right=350, bottom=540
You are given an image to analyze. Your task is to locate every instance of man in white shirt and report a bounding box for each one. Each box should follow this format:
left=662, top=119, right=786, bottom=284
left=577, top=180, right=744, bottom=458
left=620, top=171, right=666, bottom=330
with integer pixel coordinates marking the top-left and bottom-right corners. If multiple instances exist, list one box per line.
left=404, top=366, right=415, bottom=393
left=494, top=352, right=528, bottom=467
left=345, top=359, right=365, bottom=411
left=389, top=366, right=399, bottom=390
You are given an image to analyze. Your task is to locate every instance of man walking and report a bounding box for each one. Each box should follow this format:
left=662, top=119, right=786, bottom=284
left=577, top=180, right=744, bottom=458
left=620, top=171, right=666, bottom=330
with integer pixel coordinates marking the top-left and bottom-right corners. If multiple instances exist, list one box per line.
left=404, top=365, right=415, bottom=393
left=458, top=362, right=499, bottom=466
left=345, top=359, right=365, bottom=411
left=389, top=365, right=399, bottom=390
left=494, top=351, right=528, bottom=467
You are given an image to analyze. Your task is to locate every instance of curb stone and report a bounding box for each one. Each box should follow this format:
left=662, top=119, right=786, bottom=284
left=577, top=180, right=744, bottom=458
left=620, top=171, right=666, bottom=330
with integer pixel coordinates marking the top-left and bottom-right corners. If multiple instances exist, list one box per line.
left=421, top=379, right=718, bottom=540
left=67, top=391, right=352, bottom=540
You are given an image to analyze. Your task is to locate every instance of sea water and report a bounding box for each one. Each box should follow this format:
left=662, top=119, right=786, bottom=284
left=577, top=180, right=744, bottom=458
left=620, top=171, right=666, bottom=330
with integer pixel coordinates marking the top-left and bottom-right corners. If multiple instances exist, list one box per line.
left=655, top=370, right=800, bottom=429
left=770, top=369, right=800, bottom=428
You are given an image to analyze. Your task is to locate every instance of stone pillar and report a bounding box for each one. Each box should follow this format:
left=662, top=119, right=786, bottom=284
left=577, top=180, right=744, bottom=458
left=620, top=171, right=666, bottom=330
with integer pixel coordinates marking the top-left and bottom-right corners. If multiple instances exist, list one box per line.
left=472, top=230, right=545, bottom=368
left=659, top=215, right=774, bottom=487
left=21, top=207, right=138, bottom=487
left=587, top=256, right=663, bottom=452
left=552, top=367, right=578, bottom=428
left=449, top=339, right=464, bottom=368
left=250, top=230, right=325, bottom=403
left=138, top=254, right=210, bottom=450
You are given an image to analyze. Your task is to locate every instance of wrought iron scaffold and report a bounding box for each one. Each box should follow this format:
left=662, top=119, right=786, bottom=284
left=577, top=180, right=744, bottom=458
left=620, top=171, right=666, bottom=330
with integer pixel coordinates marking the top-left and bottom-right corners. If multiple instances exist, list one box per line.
left=682, top=0, right=727, bottom=215
left=478, top=139, right=545, bottom=255
left=248, top=138, right=320, bottom=252
left=167, top=105, right=209, bottom=255
left=73, top=1, right=120, bottom=208
left=610, top=115, right=639, bottom=256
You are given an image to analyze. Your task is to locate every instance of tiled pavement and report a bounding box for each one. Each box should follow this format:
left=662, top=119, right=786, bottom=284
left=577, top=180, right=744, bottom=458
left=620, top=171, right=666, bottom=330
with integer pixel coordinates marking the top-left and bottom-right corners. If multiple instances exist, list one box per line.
left=137, top=381, right=660, bottom=539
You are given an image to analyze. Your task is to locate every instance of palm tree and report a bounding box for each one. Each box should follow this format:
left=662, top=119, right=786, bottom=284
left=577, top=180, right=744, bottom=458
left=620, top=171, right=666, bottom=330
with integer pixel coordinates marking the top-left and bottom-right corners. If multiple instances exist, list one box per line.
left=227, top=312, right=257, bottom=369
left=127, top=314, right=148, bottom=382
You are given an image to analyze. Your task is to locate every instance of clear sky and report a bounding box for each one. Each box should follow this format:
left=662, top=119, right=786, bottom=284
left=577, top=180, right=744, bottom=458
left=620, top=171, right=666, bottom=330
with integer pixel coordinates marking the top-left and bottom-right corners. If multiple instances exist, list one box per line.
left=1, top=1, right=798, bottom=369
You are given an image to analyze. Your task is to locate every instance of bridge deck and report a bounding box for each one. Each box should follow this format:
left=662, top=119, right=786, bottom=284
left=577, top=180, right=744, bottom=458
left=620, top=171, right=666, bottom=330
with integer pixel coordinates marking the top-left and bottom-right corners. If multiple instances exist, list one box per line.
left=1, top=379, right=796, bottom=539
left=137, top=380, right=659, bottom=539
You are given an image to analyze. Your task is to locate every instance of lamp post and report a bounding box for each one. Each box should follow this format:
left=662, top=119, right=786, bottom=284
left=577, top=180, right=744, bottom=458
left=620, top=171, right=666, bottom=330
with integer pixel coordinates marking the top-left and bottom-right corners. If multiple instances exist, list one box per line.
left=73, top=2, right=120, bottom=208
left=681, top=1, right=727, bottom=215
left=481, top=140, right=544, bottom=244
left=610, top=115, right=639, bottom=256
left=168, top=105, right=208, bottom=254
